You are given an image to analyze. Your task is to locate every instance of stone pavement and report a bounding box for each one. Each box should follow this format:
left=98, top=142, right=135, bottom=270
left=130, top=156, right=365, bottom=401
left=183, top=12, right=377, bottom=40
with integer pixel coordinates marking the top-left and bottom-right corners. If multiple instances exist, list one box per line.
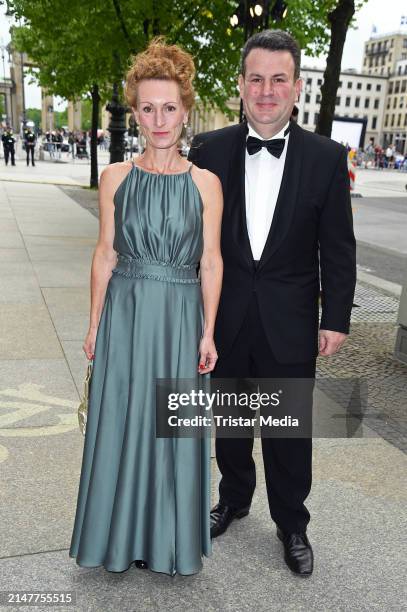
left=352, top=167, right=407, bottom=198
left=0, top=149, right=110, bottom=187
left=352, top=197, right=407, bottom=255
left=318, top=282, right=407, bottom=452
left=0, top=177, right=406, bottom=612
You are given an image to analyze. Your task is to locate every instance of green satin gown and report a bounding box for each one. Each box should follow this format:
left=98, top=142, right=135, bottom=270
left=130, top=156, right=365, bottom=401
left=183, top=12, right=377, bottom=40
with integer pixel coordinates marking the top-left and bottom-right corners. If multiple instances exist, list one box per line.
left=69, top=159, right=212, bottom=576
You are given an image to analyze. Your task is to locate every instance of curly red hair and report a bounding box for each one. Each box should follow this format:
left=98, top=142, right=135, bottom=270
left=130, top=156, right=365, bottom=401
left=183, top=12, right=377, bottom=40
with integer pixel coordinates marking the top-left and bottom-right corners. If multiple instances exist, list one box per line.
left=124, top=37, right=196, bottom=111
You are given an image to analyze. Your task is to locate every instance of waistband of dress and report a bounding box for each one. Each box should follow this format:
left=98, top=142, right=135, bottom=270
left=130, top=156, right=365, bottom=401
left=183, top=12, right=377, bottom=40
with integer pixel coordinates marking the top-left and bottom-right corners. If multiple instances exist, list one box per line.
left=112, top=255, right=199, bottom=284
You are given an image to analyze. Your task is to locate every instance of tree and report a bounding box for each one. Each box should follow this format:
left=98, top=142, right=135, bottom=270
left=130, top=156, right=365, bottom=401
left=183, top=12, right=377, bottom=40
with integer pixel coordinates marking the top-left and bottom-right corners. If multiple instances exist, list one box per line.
left=0, top=95, right=6, bottom=121
left=25, top=107, right=40, bottom=127
left=55, top=109, right=68, bottom=129
left=3, top=0, right=365, bottom=186
left=80, top=99, right=101, bottom=132
left=7, top=0, right=134, bottom=187
left=316, top=0, right=368, bottom=137
left=7, top=0, right=246, bottom=184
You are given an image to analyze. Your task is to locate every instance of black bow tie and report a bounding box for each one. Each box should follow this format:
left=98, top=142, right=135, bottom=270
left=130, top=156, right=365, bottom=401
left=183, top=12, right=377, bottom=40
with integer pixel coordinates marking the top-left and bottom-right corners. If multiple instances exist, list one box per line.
left=246, top=135, right=286, bottom=157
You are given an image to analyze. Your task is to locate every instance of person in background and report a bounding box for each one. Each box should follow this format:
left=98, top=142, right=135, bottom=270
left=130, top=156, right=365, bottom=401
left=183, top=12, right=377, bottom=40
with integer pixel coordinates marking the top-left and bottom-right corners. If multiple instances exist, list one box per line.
left=24, top=127, right=36, bottom=167
left=385, top=143, right=395, bottom=168
left=2, top=127, right=16, bottom=166
left=48, top=131, right=56, bottom=159
left=68, top=131, right=75, bottom=158
left=55, top=129, right=63, bottom=160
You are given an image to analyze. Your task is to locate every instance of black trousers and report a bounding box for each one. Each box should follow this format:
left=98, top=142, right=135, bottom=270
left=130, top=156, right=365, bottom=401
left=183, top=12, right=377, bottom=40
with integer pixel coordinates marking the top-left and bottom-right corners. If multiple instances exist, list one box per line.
left=26, top=145, right=35, bottom=165
left=4, top=146, right=15, bottom=165
left=213, top=292, right=316, bottom=533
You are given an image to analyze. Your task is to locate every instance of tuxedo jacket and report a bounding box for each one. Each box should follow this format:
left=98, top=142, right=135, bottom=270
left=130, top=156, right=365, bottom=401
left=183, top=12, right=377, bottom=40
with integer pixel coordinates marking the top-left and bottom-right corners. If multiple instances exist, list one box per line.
left=189, top=119, right=356, bottom=364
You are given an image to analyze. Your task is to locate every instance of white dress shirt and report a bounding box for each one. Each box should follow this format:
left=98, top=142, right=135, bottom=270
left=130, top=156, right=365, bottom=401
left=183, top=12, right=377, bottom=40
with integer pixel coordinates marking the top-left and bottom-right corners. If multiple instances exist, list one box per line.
left=245, top=121, right=290, bottom=261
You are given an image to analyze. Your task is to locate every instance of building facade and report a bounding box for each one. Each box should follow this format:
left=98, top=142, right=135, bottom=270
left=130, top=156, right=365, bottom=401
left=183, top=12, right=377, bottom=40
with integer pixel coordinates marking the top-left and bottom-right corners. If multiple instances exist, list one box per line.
left=382, top=58, right=407, bottom=152
left=297, top=67, right=387, bottom=146
left=363, top=32, right=407, bottom=77
left=189, top=98, right=240, bottom=136
left=188, top=30, right=407, bottom=155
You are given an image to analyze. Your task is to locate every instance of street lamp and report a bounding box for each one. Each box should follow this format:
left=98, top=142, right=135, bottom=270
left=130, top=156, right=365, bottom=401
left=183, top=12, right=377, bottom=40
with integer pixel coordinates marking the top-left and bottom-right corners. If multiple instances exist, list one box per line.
left=19, top=49, right=26, bottom=131
left=106, top=82, right=128, bottom=164
left=0, top=41, right=10, bottom=125
left=16, top=19, right=27, bottom=133
left=2, top=2, right=14, bottom=128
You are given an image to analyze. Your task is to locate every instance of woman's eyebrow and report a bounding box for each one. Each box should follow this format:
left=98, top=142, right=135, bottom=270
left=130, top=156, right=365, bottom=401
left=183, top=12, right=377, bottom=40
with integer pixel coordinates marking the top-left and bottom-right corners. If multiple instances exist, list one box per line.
left=139, top=100, right=179, bottom=104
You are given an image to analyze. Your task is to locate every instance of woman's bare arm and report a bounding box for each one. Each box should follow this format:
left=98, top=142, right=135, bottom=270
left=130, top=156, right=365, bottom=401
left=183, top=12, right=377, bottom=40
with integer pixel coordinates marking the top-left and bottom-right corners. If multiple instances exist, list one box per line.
left=83, top=163, right=129, bottom=358
left=191, top=166, right=224, bottom=373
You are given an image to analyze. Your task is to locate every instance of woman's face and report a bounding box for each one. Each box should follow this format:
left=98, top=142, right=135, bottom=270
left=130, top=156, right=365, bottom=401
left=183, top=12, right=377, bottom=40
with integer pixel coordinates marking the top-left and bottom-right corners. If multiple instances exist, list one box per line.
left=133, top=79, right=188, bottom=150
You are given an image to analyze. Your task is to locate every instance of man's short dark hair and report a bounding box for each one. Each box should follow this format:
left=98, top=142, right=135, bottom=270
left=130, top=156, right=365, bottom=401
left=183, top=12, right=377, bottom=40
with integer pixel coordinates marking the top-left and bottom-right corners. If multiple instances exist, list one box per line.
left=241, top=29, right=301, bottom=80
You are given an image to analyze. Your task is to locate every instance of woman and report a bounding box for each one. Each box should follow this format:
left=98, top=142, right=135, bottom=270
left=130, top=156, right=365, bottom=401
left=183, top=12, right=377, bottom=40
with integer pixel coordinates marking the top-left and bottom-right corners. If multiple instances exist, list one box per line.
left=69, top=39, right=223, bottom=576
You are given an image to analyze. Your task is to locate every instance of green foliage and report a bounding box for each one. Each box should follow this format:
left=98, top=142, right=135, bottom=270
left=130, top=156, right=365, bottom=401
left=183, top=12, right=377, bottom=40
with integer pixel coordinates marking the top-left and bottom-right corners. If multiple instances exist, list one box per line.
left=24, top=107, right=67, bottom=130
left=9, top=0, right=125, bottom=103
left=4, top=0, right=369, bottom=116
left=25, top=107, right=40, bottom=126
left=0, top=94, right=6, bottom=119
left=80, top=98, right=102, bottom=131
left=282, top=0, right=336, bottom=57
left=54, top=108, right=68, bottom=129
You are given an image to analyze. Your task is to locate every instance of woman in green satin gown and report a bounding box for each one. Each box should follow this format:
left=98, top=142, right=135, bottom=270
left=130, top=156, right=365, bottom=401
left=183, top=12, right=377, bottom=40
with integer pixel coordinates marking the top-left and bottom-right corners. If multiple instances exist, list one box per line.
left=69, top=39, right=223, bottom=576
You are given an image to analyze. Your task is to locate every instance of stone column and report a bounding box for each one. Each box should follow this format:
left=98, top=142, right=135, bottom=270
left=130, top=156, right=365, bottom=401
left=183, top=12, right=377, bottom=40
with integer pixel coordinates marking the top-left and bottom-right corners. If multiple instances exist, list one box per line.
left=67, top=100, right=82, bottom=131
left=41, top=90, right=54, bottom=132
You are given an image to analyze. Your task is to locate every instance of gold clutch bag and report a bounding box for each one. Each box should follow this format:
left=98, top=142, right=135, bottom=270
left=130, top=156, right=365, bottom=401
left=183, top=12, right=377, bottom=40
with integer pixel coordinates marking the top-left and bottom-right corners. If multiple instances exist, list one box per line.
left=78, top=359, right=93, bottom=435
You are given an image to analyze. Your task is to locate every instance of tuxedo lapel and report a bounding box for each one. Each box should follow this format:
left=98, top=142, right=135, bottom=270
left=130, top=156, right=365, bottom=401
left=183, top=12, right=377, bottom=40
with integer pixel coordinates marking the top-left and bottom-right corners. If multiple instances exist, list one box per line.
left=226, top=121, right=253, bottom=266
left=258, top=120, right=304, bottom=270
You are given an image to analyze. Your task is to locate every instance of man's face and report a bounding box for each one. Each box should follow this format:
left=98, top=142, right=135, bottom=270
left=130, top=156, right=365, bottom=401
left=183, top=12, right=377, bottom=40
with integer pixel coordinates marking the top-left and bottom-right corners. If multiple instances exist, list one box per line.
left=238, top=48, right=302, bottom=135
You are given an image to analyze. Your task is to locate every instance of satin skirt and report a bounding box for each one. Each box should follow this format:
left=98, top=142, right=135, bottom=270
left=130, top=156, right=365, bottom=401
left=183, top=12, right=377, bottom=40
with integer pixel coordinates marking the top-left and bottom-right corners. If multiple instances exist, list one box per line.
left=69, top=270, right=212, bottom=575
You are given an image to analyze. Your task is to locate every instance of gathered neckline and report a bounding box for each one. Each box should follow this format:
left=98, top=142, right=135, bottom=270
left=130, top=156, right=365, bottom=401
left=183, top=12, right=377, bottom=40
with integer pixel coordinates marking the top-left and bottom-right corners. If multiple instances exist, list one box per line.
left=113, top=159, right=201, bottom=207
left=131, top=160, right=192, bottom=176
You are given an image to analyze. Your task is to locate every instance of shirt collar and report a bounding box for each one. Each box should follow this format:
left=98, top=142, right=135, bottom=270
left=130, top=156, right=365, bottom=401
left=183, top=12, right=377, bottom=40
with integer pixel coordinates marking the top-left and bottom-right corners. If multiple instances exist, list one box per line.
left=246, top=120, right=290, bottom=141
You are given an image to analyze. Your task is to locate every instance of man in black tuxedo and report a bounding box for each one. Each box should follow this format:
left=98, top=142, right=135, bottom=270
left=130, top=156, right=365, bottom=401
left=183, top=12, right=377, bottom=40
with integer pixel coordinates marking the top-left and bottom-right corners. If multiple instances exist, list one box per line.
left=189, top=30, right=356, bottom=576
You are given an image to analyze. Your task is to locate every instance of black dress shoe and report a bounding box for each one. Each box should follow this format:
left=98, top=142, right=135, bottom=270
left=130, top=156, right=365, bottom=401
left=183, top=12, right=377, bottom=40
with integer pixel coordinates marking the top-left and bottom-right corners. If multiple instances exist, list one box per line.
left=210, top=503, right=250, bottom=538
left=133, top=560, right=148, bottom=569
left=277, top=528, right=313, bottom=576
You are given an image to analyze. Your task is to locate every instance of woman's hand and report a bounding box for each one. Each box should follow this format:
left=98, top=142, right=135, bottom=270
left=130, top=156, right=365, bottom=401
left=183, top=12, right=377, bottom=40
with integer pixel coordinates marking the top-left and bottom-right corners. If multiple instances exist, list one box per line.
left=198, top=336, right=218, bottom=374
left=83, top=327, right=97, bottom=360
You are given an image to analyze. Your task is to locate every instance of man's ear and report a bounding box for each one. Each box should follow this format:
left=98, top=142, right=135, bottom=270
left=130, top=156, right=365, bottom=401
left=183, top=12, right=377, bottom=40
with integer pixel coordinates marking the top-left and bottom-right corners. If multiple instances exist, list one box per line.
left=295, top=77, right=303, bottom=102
left=238, top=74, right=244, bottom=97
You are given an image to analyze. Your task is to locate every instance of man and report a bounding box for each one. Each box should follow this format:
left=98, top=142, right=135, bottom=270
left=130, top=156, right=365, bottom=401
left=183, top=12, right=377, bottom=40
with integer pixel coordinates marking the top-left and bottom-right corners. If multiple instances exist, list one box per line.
left=24, top=127, right=36, bottom=166
left=2, top=127, right=16, bottom=166
left=49, top=131, right=56, bottom=159
left=189, top=30, right=356, bottom=576
left=385, top=143, right=394, bottom=169
left=55, top=129, right=63, bottom=159
left=68, top=131, right=75, bottom=158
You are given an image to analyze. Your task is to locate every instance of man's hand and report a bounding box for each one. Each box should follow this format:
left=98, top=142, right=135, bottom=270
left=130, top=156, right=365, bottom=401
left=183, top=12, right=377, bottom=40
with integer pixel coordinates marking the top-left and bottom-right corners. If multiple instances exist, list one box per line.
left=319, top=330, right=347, bottom=356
